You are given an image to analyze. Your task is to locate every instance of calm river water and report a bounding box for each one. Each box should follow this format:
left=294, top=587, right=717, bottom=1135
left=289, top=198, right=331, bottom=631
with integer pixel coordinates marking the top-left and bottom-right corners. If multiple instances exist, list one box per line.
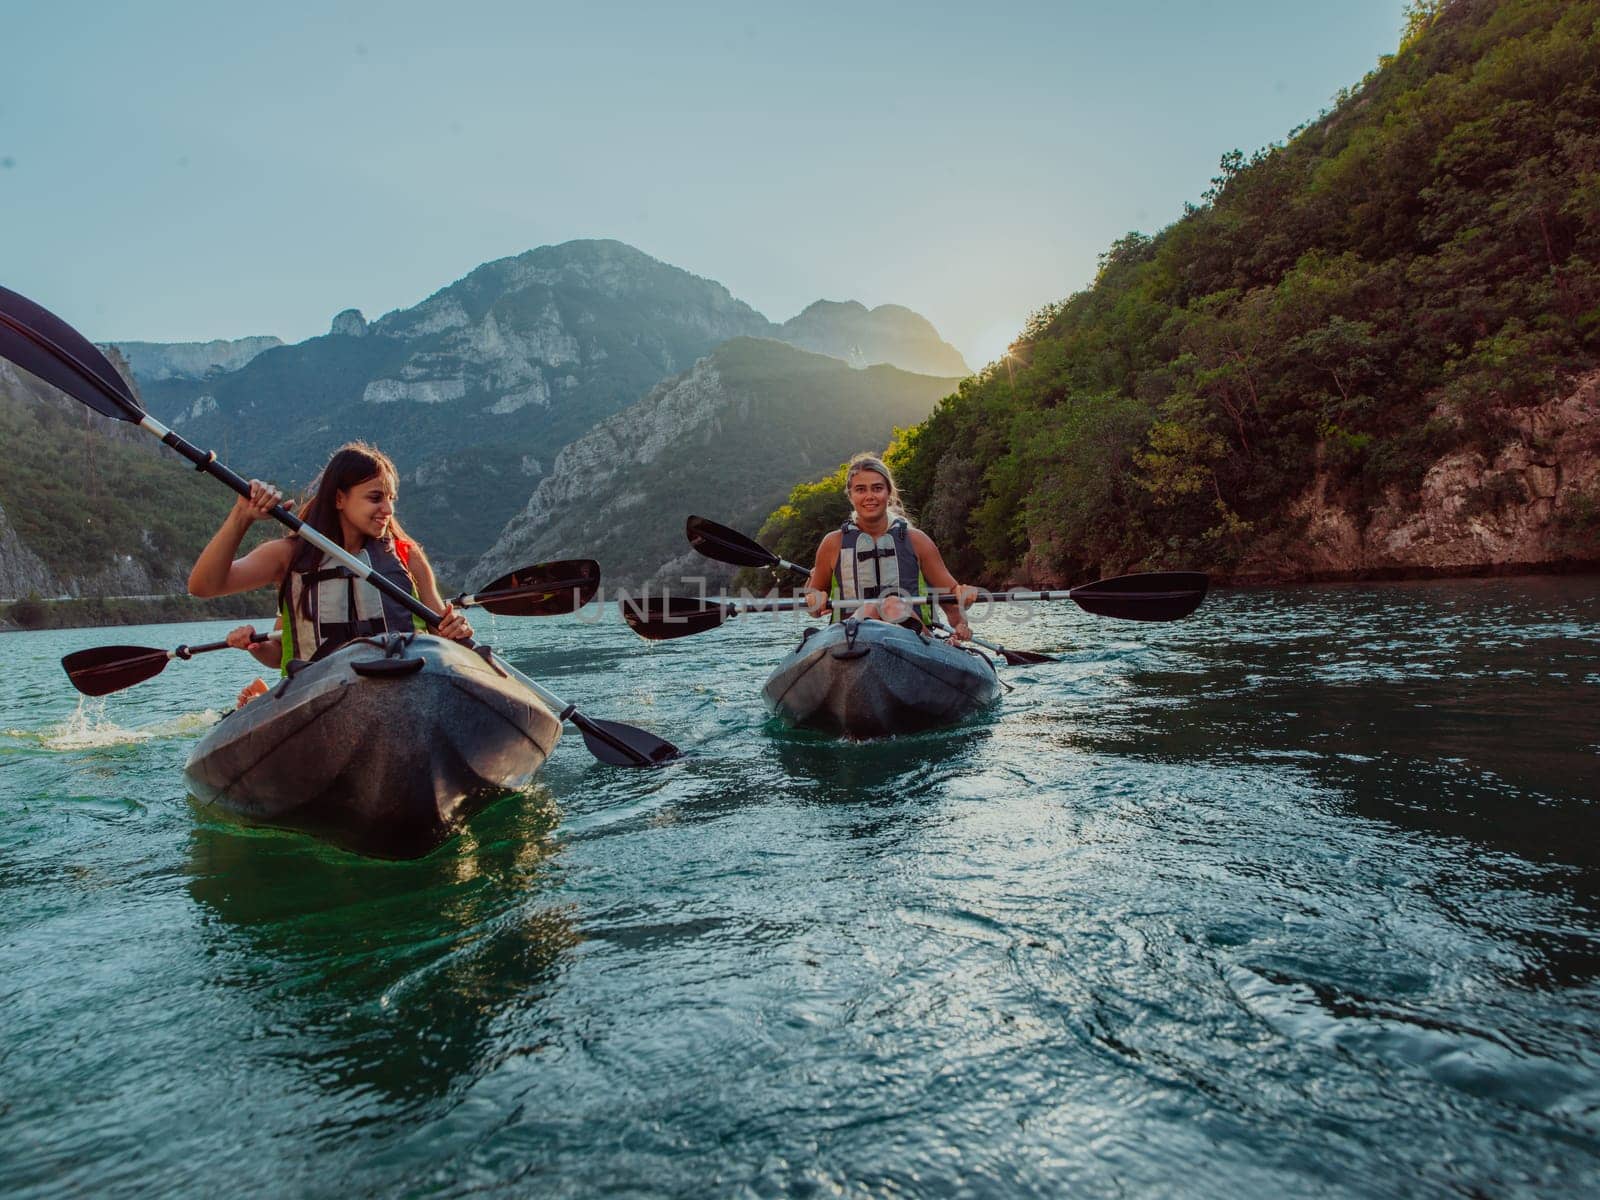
left=2, top=577, right=1597, bottom=1197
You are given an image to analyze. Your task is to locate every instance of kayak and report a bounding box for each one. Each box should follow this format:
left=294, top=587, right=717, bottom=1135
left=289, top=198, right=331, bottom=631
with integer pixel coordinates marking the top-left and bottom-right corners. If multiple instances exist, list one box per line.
left=762, top=619, right=1001, bottom=738
left=184, top=633, right=561, bottom=858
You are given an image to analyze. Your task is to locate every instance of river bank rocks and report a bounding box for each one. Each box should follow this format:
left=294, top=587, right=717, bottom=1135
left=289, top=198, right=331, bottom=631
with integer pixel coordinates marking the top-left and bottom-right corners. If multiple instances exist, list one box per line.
left=1231, top=370, right=1600, bottom=584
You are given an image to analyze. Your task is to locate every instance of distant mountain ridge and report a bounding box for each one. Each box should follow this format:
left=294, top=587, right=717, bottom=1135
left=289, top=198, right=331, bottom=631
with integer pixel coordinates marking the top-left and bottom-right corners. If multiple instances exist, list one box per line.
left=130, top=239, right=970, bottom=568
left=778, top=301, right=967, bottom=376
left=109, top=336, right=284, bottom=382
left=135, top=241, right=780, bottom=563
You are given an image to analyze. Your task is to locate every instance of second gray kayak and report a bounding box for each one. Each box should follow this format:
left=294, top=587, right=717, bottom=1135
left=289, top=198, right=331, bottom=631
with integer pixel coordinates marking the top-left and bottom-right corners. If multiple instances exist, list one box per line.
left=762, top=619, right=1001, bottom=738
left=184, top=633, right=561, bottom=858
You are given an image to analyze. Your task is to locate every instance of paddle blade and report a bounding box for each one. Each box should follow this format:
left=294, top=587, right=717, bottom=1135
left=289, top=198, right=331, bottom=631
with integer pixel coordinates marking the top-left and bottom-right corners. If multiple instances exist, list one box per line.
left=0, top=286, right=143, bottom=422
left=685, top=516, right=780, bottom=570
left=994, top=646, right=1058, bottom=665
left=1069, top=571, right=1209, bottom=621
left=466, top=559, right=600, bottom=615
left=571, top=712, right=682, bottom=766
left=619, top=594, right=736, bottom=641
left=61, top=645, right=171, bottom=696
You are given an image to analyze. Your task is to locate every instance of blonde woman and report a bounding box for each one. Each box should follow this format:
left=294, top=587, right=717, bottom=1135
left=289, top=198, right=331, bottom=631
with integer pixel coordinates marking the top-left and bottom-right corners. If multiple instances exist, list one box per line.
left=803, top=453, right=977, bottom=641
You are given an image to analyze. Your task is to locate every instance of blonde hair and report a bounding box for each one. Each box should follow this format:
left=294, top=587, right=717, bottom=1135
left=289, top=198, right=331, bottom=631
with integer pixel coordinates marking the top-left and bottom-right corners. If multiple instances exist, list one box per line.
left=844, top=453, right=911, bottom=524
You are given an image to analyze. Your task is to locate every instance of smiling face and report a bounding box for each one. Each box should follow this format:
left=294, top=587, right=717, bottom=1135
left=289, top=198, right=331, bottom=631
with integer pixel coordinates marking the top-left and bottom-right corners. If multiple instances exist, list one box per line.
left=847, top=466, right=891, bottom=526
left=335, top=472, right=397, bottom=548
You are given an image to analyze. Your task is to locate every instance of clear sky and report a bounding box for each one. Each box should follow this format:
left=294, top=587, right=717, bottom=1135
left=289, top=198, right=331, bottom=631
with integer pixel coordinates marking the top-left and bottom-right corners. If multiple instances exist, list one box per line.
left=2, top=0, right=1409, bottom=369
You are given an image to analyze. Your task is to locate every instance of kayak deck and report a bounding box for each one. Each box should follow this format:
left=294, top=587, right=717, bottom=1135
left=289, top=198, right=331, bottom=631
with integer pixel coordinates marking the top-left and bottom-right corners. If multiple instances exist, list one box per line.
left=762, top=619, right=1001, bottom=739
left=184, top=634, right=561, bottom=858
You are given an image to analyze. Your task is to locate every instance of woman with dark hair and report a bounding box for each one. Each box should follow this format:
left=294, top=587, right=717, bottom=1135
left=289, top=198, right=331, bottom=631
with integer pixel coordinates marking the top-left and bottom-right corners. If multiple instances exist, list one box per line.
left=802, top=452, right=976, bottom=641
left=188, top=442, right=471, bottom=701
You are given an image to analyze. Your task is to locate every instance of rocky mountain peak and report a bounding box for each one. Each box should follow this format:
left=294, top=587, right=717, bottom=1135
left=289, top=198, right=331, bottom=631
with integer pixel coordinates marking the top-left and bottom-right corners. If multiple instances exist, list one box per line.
left=330, top=309, right=368, bottom=337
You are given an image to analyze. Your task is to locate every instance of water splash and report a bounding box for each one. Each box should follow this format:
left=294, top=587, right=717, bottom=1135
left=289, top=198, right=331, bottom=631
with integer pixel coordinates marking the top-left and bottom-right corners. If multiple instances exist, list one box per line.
left=7, top=698, right=222, bottom=751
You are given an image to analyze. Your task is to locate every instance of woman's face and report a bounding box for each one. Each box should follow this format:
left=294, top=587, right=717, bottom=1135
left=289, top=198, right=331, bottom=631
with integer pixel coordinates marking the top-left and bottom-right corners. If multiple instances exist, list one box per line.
left=848, top=468, right=891, bottom=522
left=335, top=473, right=396, bottom=541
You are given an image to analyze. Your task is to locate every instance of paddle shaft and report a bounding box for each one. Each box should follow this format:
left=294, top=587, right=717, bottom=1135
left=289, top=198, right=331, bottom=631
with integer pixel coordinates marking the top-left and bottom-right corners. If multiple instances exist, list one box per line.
left=170, top=633, right=272, bottom=659
left=673, top=588, right=1188, bottom=616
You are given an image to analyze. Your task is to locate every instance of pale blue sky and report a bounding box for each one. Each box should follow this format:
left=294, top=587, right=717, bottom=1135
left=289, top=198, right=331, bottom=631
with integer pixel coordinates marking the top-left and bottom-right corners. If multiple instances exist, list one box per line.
left=2, top=0, right=1408, bottom=368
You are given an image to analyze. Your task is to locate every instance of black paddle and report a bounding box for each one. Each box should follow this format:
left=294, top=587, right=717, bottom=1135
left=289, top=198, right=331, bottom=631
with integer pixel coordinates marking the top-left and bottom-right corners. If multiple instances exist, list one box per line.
left=63, top=634, right=274, bottom=697
left=684, top=514, right=1205, bottom=622
left=928, top=619, right=1057, bottom=665
left=450, top=559, right=601, bottom=616
left=685, top=515, right=813, bottom=576
left=60, top=559, right=602, bottom=697
left=623, top=577, right=1208, bottom=642
left=0, top=286, right=677, bottom=767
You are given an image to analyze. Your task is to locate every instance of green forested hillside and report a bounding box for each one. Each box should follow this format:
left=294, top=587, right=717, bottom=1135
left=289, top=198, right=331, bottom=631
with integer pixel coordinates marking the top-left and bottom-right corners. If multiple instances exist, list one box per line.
left=760, top=0, right=1600, bottom=584
left=0, top=363, right=264, bottom=595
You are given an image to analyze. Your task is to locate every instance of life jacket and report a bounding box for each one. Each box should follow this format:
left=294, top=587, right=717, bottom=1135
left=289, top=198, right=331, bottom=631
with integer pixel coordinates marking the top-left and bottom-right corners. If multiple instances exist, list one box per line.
left=279, top=537, right=426, bottom=670
left=830, top=516, right=931, bottom=625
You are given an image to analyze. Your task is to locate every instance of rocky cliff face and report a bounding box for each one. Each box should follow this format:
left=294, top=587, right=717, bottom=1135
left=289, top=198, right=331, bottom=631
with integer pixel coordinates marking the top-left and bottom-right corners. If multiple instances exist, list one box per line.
left=474, top=338, right=963, bottom=589
left=109, top=336, right=283, bottom=381
left=0, top=499, right=58, bottom=598
left=1231, top=372, right=1600, bottom=583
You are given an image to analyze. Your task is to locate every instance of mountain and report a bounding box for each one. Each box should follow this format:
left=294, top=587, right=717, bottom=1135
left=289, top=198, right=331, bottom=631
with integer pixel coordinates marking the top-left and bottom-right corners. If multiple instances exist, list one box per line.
left=135, top=240, right=970, bottom=571
left=473, top=338, right=962, bottom=589
left=136, top=240, right=775, bottom=566
left=109, top=336, right=283, bottom=382
left=777, top=301, right=968, bottom=376
left=757, top=0, right=1600, bottom=586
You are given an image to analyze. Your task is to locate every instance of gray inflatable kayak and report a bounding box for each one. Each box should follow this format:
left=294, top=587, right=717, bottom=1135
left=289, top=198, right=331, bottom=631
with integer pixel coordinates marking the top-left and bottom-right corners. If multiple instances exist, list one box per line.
left=184, top=634, right=561, bottom=858
left=762, top=619, right=1001, bottom=738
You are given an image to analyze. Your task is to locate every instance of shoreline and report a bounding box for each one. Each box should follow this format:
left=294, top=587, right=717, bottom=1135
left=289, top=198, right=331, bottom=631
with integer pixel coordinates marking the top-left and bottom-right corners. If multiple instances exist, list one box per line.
left=1218, top=558, right=1600, bottom=589
left=0, top=591, right=274, bottom=633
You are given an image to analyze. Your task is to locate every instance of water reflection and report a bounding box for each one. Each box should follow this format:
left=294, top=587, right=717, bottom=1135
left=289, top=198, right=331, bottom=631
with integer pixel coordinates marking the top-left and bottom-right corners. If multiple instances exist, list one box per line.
left=184, top=788, right=576, bottom=1109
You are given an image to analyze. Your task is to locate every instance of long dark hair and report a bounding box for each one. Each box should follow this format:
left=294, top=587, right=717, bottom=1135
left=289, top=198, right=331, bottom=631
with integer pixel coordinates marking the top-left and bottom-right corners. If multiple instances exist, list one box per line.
left=277, top=442, right=418, bottom=620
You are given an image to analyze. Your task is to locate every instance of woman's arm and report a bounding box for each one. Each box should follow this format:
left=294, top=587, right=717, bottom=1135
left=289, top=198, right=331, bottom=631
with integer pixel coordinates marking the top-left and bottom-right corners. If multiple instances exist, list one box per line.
left=804, top=532, right=840, bottom=617
left=188, top=481, right=294, bottom=597
left=407, top=545, right=473, bottom=641
left=909, top=529, right=976, bottom=640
